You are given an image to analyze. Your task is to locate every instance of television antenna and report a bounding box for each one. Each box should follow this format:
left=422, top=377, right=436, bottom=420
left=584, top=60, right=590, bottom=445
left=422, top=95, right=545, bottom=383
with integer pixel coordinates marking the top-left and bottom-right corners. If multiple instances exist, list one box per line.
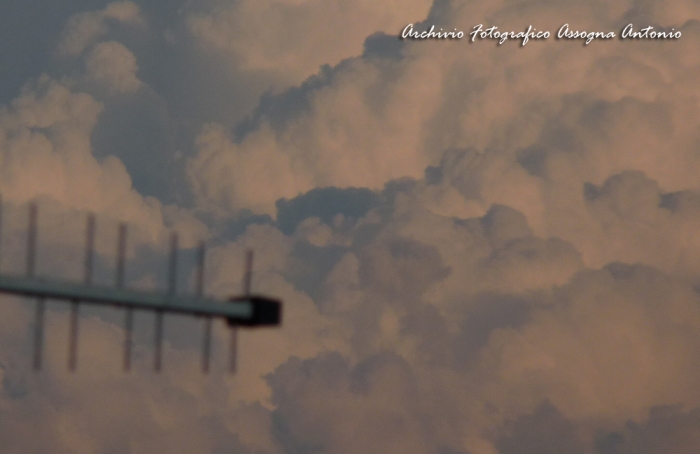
left=0, top=198, right=282, bottom=373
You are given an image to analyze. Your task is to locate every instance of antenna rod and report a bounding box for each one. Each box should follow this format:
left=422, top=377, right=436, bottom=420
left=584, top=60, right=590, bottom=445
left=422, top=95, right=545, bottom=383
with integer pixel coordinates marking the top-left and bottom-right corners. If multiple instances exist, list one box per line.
left=243, top=249, right=253, bottom=295
left=27, top=203, right=44, bottom=370
left=33, top=298, right=45, bottom=370
left=116, top=224, right=133, bottom=371
left=84, top=214, right=95, bottom=286
left=168, top=233, right=178, bottom=295
left=27, top=203, right=37, bottom=278
left=196, top=241, right=212, bottom=374
left=68, top=213, right=95, bottom=371
left=68, top=304, right=79, bottom=371
left=0, top=208, right=281, bottom=373
left=155, top=233, right=177, bottom=372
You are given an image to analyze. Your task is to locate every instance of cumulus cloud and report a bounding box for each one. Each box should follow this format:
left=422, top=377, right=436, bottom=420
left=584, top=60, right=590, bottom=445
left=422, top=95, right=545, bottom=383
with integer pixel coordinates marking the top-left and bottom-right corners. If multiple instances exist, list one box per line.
left=85, top=41, right=142, bottom=94
left=186, top=2, right=700, bottom=230
left=3, top=0, right=700, bottom=452
left=0, top=75, right=204, bottom=247
left=186, top=0, right=433, bottom=87
left=57, top=1, right=145, bottom=57
left=187, top=54, right=445, bottom=215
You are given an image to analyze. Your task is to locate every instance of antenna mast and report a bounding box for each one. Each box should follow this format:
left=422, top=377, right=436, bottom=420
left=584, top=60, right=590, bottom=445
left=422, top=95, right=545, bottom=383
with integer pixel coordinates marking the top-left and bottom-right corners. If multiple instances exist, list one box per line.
left=0, top=201, right=282, bottom=373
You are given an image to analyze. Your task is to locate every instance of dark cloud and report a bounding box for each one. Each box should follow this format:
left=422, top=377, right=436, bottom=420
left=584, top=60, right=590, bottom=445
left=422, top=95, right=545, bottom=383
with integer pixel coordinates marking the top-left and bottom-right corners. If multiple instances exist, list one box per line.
left=453, top=294, right=532, bottom=368
left=480, top=204, right=533, bottom=250
left=90, top=88, right=184, bottom=203
left=614, top=405, right=700, bottom=454
left=234, top=65, right=341, bottom=143
left=276, top=187, right=384, bottom=235
left=362, top=32, right=406, bottom=60
left=284, top=241, right=349, bottom=307
left=495, top=402, right=592, bottom=454
left=0, top=1, right=101, bottom=103
left=358, top=236, right=450, bottom=300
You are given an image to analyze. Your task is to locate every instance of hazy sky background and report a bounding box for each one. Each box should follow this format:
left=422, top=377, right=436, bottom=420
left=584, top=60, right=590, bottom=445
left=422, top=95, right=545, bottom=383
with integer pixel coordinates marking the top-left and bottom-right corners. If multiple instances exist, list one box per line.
left=1, top=1, right=700, bottom=453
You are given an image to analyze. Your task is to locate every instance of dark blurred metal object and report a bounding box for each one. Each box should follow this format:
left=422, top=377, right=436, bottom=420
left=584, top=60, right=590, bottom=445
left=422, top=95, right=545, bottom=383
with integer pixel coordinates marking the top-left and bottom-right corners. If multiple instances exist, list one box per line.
left=0, top=202, right=282, bottom=373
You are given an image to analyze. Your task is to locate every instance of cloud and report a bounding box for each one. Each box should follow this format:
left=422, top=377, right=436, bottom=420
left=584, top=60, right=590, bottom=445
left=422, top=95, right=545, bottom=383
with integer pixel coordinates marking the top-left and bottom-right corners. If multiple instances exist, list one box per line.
left=0, top=297, right=279, bottom=454
left=57, top=1, right=145, bottom=58
left=185, top=2, right=700, bottom=228
left=0, top=75, right=205, bottom=247
left=275, top=186, right=383, bottom=234
left=186, top=0, right=433, bottom=87
left=3, top=0, right=700, bottom=452
left=85, top=41, right=142, bottom=94
left=612, top=405, right=700, bottom=454
left=187, top=53, right=445, bottom=215
left=474, top=264, right=700, bottom=427
left=494, top=402, right=589, bottom=454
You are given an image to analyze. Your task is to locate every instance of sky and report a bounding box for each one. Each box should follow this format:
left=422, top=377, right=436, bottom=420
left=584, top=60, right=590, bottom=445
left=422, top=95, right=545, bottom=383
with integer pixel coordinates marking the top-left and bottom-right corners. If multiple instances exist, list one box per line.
left=0, top=0, right=700, bottom=453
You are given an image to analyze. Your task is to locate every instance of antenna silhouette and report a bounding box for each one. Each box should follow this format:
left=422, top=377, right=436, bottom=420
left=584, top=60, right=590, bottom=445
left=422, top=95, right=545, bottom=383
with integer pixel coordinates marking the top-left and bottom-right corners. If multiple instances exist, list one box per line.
left=0, top=200, right=282, bottom=373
